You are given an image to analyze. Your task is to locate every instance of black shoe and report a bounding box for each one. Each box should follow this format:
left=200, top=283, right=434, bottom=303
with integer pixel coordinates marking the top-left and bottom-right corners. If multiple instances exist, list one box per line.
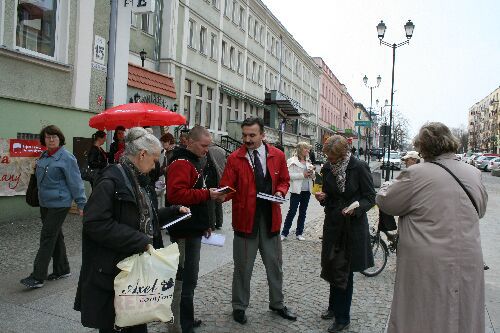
left=327, top=322, right=350, bottom=332
left=269, top=306, right=297, bottom=321
left=47, top=272, right=71, bottom=281
left=233, top=309, right=247, bottom=324
left=193, top=319, right=202, bottom=327
left=215, top=225, right=222, bottom=230
left=20, top=276, right=44, bottom=289
left=321, top=309, right=335, bottom=320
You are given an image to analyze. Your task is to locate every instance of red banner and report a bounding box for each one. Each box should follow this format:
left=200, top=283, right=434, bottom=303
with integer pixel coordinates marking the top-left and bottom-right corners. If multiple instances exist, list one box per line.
left=9, top=139, right=46, bottom=157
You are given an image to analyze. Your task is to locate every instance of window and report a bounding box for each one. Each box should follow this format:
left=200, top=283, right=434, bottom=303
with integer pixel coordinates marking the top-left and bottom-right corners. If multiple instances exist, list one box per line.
left=227, top=96, right=232, bottom=121
left=221, top=40, right=227, bottom=65
left=16, top=0, right=58, bottom=57
left=195, top=83, right=203, bottom=125
left=248, top=16, right=252, bottom=36
left=141, top=14, right=149, bottom=34
left=253, top=21, right=258, bottom=40
left=234, top=99, right=240, bottom=120
left=218, top=93, right=224, bottom=131
left=239, top=7, right=245, bottom=29
left=206, top=88, right=213, bottom=128
left=229, top=46, right=235, bottom=70
left=188, top=20, right=195, bottom=48
left=271, top=37, right=275, bottom=55
left=237, top=51, right=242, bottom=74
left=184, top=79, right=192, bottom=123
left=224, top=0, right=229, bottom=17
left=259, top=26, right=264, bottom=45
left=199, top=26, right=207, bottom=54
left=258, top=65, right=262, bottom=84
left=210, top=33, right=216, bottom=59
left=252, top=61, right=257, bottom=81
left=232, top=1, right=237, bottom=22
left=212, top=0, right=219, bottom=9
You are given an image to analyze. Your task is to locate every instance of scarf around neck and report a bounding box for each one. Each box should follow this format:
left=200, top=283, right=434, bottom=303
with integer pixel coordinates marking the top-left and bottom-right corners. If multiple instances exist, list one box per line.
left=331, top=152, right=351, bottom=193
left=120, top=156, right=154, bottom=238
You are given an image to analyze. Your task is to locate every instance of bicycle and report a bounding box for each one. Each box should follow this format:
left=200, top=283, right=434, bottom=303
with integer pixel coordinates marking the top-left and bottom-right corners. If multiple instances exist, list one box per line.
left=361, top=221, right=398, bottom=277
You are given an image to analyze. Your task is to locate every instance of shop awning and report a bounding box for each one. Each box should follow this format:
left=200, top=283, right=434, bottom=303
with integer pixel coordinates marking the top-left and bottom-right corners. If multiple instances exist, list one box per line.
left=128, top=63, right=176, bottom=99
left=264, top=90, right=300, bottom=116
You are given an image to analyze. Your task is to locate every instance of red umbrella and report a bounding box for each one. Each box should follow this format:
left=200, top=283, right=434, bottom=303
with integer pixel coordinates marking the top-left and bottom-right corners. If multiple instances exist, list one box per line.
left=89, top=103, right=186, bottom=130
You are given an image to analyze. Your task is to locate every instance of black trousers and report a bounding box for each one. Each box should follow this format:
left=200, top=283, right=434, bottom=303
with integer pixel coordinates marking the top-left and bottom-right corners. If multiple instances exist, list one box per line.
left=99, top=324, right=147, bottom=333
left=328, top=271, right=354, bottom=325
left=32, top=207, right=70, bottom=280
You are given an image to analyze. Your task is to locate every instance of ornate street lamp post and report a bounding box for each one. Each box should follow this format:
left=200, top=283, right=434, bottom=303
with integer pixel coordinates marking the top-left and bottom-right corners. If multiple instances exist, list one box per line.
left=362, top=74, right=381, bottom=166
left=377, top=19, right=415, bottom=181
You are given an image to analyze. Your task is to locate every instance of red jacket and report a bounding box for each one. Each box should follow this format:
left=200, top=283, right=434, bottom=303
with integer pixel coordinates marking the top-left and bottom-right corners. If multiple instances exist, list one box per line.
left=220, top=143, right=290, bottom=234
left=167, top=160, right=210, bottom=205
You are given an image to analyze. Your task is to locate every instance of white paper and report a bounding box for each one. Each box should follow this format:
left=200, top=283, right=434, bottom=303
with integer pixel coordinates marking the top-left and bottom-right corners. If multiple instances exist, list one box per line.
left=162, top=213, right=192, bottom=229
left=201, top=233, right=226, bottom=247
left=256, top=192, right=287, bottom=204
left=343, top=201, right=360, bottom=214
left=214, top=186, right=235, bottom=194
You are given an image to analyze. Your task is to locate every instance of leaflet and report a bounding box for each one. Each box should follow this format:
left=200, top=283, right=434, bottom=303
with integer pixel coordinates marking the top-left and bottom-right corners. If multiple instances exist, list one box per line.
left=201, top=233, right=226, bottom=247
left=161, top=213, right=192, bottom=229
left=256, top=192, right=287, bottom=204
left=214, top=186, right=236, bottom=194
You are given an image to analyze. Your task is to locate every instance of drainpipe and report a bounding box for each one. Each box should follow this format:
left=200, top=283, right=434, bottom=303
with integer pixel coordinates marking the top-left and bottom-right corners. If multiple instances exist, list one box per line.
left=105, top=0, right=118, bottom=149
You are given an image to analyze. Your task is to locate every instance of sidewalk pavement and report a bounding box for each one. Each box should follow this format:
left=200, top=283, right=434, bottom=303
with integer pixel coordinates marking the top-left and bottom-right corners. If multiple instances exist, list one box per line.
left=0, top=174, right=497, bottom=332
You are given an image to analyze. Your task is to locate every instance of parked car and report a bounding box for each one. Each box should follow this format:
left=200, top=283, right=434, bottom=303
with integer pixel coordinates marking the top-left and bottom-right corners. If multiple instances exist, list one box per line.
left=381, top=151, right=401, bottom=170
left=469, top=153, right=483, bottom=165
left=370, top=148, right=384, bottom=159
left=476, top=156, right=497, bottom=170
left=486, top=157, right=500, bottom=171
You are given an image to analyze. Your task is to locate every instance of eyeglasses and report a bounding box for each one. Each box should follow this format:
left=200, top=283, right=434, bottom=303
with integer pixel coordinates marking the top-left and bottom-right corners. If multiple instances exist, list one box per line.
left=45, top=135, right=59, bottom=141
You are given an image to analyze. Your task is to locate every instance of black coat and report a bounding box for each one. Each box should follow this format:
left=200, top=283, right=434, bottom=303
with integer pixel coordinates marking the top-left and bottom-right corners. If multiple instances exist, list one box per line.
left=74, top=164, right=180, bottom=329
left=321, top=156, right=375, bottom=273
left=87, top=145, right=108, bottom=170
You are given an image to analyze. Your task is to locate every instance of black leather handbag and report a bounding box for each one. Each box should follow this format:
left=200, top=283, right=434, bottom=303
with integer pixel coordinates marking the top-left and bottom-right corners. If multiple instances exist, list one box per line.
left=25, top=173, right=39, bottom=207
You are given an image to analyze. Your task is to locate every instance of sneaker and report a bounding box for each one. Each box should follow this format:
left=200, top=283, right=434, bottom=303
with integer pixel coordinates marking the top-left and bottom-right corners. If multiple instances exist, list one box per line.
left=47, top=272, right=71, bottom=281
left=296, top=235, right=306, bottom=241
left=20, top=276, right=44, bottom=289
left=280, top=235, right=286, bottom=241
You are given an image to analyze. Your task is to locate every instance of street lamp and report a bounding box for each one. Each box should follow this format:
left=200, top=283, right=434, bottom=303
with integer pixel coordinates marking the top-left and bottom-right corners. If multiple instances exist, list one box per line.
left=139, top=49, right=147, bottom=67
left=362, top=74, right=381, bottom=165
left=377, top=19, right=415, bottom=181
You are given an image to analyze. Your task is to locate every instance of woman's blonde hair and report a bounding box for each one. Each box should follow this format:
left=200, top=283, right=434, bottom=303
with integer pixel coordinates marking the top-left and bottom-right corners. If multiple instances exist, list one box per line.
left=413, top=122, right=459, bottom=159
left=322, top=135, right=349, bottom=157
left=295, top=141, right=312, bottom=159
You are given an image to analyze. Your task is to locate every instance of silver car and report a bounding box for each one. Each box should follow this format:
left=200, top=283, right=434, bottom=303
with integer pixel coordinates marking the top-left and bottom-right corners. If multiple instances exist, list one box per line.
left=486, top=157, right=500, bottom=171
left=476, top=156, right=497, bottom=171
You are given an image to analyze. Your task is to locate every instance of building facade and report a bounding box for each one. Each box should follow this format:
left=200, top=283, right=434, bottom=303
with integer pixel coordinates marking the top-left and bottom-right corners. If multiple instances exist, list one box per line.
left=313, top=57, right=356, bottom=143
left=158, top=0, right=320, bottom=148
left=468, top=86, right=500, bottom=154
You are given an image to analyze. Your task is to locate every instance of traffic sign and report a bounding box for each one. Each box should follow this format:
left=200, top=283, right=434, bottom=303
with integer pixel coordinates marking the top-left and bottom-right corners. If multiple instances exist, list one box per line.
left=355, top=120, right=372, bottom=127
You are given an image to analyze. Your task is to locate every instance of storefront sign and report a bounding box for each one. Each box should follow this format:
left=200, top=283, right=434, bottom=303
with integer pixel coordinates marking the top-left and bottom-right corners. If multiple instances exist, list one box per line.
left=0, top=139, right=38, bottom=196
left=123, top=0, right=156, bottom=13
left=139, top=94, right=170, bottom=108
left=9, top=139, right=46, bottom=157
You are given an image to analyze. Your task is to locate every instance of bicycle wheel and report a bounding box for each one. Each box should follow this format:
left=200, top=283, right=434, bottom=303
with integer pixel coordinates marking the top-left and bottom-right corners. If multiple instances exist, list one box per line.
left=361, top=235, right=388, bottom=277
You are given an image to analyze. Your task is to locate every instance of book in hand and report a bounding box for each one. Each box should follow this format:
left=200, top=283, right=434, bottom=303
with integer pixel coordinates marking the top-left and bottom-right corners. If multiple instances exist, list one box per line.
left=161, top=212, right=192, bottom=229
left=256, top=192, right=287, bottom=204
left=213, top=186, right=236, bottom=194
left=201, top=233, right=226, bottom=247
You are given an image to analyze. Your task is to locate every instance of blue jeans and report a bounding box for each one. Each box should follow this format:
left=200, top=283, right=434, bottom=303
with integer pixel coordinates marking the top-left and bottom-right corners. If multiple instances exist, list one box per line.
left=281, top=191, right=311, bottom=237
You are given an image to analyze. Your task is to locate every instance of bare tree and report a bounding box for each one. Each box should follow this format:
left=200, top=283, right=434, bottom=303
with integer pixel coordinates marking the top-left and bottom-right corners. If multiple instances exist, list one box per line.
left=450, top=125, right=469, bottom=153
left=391, top=109, right=410, bottom=150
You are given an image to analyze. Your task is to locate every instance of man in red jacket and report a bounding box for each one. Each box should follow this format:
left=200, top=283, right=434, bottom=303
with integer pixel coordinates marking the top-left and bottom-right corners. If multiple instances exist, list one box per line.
left=219, top=117, right=297, bottom=324
left=167, top=125, right=225, bottom=333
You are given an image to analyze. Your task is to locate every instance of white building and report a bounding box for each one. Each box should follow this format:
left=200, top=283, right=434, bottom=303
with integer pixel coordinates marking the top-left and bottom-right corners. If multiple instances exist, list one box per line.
left=159, top=0, right=320, bottom=147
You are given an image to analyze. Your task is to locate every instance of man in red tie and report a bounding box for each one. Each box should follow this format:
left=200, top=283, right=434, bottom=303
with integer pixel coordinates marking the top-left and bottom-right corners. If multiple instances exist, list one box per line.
left=219, top=117, right=296, bottom=324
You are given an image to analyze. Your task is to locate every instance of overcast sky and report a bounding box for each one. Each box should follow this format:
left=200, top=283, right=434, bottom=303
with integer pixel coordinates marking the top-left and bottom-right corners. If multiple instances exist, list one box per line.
left=264, top=0, right=500, bottom=136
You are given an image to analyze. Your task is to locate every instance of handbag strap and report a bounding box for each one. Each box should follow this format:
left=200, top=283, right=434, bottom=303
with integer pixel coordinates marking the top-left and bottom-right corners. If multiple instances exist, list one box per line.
left=430, top=161, right=479, bottom=216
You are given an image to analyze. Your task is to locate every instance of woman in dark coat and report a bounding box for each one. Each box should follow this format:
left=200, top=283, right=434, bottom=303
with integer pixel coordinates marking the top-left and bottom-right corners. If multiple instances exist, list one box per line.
left=87, top=130, right=108, bottom=188
left=74, top=127, right=189, bottom=333
left=108, top=125, right=125, bottom=164
left=315, top=135, right=375, bottom=333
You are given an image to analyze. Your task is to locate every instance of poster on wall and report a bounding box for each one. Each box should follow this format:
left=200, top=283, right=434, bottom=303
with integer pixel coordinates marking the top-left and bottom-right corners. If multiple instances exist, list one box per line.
left=0, top=139, right=44, bottom=196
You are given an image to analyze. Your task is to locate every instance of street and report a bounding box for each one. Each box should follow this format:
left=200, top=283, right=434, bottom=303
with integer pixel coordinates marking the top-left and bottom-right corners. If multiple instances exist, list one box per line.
left=0, top=167, right=498, bottom=333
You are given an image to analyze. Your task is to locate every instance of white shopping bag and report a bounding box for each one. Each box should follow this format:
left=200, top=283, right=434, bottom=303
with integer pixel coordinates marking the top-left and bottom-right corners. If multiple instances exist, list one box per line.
left=114, top=243, right=179, bottom=328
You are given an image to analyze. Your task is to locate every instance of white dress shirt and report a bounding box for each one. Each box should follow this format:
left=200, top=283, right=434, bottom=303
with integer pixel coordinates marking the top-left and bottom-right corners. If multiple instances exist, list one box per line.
left=246, top=143, right=267, bottom=177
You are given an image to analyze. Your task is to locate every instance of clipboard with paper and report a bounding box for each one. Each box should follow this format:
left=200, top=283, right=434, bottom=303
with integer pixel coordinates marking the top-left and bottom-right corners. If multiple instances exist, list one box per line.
left=161, top=213, right=192, bottom=229
left=256, top=192, right=287, bottom=204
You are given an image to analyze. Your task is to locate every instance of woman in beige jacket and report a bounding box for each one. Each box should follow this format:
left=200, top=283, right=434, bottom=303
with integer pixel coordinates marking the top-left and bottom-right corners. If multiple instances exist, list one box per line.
left=376, top=122, right=488, bottom=333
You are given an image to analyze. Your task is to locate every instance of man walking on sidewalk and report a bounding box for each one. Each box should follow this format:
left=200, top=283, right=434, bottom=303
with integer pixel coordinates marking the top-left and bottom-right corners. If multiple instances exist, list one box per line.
left=166, top=126, right=225, bottom=333
left=220, top=117, right=297, bottom=324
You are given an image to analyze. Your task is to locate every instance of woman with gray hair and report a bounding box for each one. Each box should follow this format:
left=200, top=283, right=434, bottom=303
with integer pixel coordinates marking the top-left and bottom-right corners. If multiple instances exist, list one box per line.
left=315, top=135, right=375, bottom=332
left=376, top=122, right=488, bottom=333
left=74, top=127, right=189, bottom=333
left=281, top=142, right=314, bottom=241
